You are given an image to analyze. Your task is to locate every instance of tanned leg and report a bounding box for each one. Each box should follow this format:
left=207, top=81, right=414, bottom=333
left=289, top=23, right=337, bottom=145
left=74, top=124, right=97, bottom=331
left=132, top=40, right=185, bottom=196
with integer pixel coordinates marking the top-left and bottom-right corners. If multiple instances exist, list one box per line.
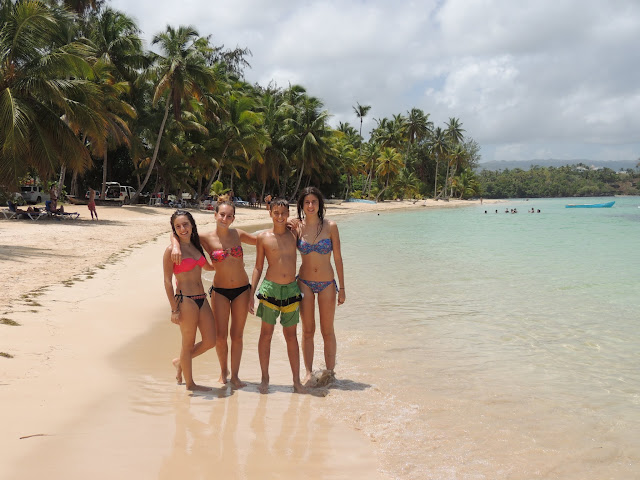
left=213, top=293, right=232, bottom=384
left=317, top=286, right=337, bottom=373
left=229, top=289, right=250, bottom=388
left=178, top=301, right=209, bottom=391
left=283, top=324, right=307, bottom=394
left=172, top=301, right=216, bottom=384
left=258, top=322, right=275, bottom=394
left=297, top=280, right=316, bottom=385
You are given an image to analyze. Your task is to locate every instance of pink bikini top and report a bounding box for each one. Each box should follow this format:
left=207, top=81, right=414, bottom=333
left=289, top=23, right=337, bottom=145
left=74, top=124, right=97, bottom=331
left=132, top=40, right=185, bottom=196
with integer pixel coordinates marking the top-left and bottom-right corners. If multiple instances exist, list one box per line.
left=173, top=255, right=206, bottom=274
left=210, top=245, right=243, bottom=262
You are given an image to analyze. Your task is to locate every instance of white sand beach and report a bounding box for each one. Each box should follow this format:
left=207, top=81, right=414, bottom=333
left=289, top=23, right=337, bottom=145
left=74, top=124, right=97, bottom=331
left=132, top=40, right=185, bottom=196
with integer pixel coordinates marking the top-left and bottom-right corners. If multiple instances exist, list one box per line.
left=0, top=198, right=483, bottom=479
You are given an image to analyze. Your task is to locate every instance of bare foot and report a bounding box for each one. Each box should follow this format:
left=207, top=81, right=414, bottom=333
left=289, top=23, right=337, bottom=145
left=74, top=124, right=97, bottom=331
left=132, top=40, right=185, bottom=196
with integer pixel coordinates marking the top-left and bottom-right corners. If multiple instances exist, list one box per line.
left=315, top=369, right=335, bottom=387
left=218, top=372, right=229, bottom=385
left=186, top=383, right=211, bottom=392
left=230, top=376, right=247, bottom=389
left=258, top=379, right=269, bottom=394
left=172, top=358, right=183, bottom=384
left=302, top=371, right=314, bottom=387
left=293, top=382, right=308, bottom=394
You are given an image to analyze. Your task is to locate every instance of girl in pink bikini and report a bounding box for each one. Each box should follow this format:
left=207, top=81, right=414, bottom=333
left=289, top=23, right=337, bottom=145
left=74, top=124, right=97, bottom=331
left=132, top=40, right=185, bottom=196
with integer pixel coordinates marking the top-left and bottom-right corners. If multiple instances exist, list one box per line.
left=171, top=202, right=256, bottom=388
left=294, top=187, right=346, bottom=385
left=163, top=210, right=216, bottom=391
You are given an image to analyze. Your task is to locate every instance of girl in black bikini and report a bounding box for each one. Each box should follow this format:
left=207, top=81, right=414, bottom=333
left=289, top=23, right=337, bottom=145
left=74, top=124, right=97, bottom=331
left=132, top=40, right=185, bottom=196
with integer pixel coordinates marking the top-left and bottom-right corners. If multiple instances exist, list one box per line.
left=171, top=201, right=257, bottom=388
left=163, top=210, right=216, bottom=391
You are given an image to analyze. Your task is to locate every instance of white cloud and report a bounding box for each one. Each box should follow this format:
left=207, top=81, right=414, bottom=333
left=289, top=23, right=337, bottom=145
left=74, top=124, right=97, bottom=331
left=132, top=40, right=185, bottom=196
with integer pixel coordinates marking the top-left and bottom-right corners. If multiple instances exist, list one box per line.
left=106, top=0, right=640, bottom=162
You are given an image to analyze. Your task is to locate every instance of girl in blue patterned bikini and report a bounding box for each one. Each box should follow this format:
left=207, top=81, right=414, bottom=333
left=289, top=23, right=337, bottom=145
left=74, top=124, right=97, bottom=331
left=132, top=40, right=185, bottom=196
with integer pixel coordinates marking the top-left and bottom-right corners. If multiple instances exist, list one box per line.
left=295, top=187, right=346, bottom=386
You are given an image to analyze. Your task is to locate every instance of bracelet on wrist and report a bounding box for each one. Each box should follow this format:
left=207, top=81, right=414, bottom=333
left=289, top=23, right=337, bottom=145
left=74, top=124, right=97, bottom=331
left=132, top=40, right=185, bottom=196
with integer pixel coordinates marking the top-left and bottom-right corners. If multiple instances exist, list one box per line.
left=171, top=309, right=179, bottom=314
left=339, top=288, right=345, bottom=290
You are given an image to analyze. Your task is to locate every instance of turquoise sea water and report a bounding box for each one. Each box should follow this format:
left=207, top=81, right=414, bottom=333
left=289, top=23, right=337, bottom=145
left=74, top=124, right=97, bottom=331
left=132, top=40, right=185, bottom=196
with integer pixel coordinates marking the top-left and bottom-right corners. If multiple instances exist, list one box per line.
left=323, top=197, right=640, bottom=479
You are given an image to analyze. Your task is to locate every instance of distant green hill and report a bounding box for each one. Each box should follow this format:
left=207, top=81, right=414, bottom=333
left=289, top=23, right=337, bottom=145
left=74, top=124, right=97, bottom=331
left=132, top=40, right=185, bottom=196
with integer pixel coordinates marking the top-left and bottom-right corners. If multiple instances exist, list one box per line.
left=476, top=159, right=638, bottom=172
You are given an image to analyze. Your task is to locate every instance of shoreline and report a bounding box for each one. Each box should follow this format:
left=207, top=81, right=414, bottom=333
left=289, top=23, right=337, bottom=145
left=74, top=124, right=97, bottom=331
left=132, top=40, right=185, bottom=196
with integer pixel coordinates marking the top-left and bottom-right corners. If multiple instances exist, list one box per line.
left=0, top=197, right=487, bottom=478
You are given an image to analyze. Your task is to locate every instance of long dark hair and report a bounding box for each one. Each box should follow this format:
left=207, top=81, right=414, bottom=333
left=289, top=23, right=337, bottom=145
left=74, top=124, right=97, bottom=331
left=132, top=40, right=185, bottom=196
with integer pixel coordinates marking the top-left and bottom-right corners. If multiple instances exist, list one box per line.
left=170, top=210, right=204, bottom=256
left=296, top=186, right=326, bottom=223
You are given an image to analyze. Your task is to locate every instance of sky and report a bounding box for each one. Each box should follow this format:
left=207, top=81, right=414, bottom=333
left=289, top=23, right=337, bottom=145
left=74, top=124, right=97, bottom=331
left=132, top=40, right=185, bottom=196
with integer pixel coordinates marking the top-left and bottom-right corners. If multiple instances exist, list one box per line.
left=109, top=0, right=640, bottom=164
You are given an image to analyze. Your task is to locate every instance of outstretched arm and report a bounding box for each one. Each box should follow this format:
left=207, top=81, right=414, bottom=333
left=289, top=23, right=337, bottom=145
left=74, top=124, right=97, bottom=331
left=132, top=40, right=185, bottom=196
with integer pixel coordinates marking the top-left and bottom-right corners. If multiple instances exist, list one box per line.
left=237, top=229, right=257, bottom=246
left=330, top=222, right=346, bottom=305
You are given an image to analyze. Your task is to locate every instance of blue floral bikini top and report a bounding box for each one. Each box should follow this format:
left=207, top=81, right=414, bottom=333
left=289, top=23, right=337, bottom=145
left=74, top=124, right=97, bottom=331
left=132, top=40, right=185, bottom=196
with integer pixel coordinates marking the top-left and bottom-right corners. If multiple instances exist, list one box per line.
left=297, top=237, right=333, bottom=255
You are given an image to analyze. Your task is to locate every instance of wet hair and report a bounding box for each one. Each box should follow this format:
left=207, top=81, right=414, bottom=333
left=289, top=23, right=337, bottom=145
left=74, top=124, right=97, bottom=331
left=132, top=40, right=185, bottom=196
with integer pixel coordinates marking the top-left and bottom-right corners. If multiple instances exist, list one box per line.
left=270, top=197, right=289, bottom=210
left=297, top=186, right=326, bottom=223
left=215, top=200, right=236, bottom=215
left=170, top=210, right=204, bottom=256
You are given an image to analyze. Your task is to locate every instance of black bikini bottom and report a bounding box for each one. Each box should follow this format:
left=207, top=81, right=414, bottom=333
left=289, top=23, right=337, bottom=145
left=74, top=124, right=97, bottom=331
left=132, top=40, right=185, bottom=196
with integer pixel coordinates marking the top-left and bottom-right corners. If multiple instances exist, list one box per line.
left=175, top=291, right=207, bottom=309
left=209, top=284, right=251, bottom=302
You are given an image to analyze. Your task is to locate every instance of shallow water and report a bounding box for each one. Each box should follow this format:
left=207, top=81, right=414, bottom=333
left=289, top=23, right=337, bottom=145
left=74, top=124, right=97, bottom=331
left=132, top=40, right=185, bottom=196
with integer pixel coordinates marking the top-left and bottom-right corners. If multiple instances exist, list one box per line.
left=321, top=197, right=640, bottom=479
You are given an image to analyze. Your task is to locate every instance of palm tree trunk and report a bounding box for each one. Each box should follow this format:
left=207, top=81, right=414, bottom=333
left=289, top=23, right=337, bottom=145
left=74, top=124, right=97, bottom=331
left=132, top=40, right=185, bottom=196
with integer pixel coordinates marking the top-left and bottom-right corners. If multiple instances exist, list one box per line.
left=433, top=158, right=439, bottom=199
left=134, top=97, right=171, bottom=203
left=260, top=179, right=266, bottom=206
left=443, top=161, right=450, bottom=199
left=366, top=163, right=375, bottom=197
left=57, top=165, right=66, bottom=199
left=70, top=170, right=79, bottom=197
left=101, top=150, right=108, bottom=199
left=290, top=158, right=305, bottom=202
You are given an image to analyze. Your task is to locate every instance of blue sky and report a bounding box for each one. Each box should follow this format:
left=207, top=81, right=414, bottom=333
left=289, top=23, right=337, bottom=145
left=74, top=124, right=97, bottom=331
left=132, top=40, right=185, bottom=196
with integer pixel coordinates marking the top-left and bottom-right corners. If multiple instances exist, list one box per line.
left=109, top=0, right=640, bottom=163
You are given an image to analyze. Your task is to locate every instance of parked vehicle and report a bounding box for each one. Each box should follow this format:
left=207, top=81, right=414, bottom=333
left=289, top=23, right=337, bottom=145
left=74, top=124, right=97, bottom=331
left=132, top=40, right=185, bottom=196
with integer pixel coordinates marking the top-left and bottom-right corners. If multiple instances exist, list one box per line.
left=20, top=185, right=50, bottom=204
left=85, top=190, right=102, bottom=200
left=103, top=182, right=136, bottom=204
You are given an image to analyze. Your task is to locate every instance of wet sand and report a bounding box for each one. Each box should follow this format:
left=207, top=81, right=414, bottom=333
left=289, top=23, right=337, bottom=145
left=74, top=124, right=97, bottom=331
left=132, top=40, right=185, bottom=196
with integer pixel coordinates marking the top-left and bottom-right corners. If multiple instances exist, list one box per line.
left=0, top=198, right=485, bottom=479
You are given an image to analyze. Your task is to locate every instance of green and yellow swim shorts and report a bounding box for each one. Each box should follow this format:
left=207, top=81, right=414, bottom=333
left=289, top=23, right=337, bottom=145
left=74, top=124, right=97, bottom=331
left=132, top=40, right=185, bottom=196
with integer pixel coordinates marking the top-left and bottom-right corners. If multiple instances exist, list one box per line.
left=256, top=279, right=302, bottom=327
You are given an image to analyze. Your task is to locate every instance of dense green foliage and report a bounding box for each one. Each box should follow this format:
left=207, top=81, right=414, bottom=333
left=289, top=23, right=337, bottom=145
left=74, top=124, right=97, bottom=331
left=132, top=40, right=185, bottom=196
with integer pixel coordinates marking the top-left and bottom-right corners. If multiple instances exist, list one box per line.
left=0, top=0, right=491, bottom=202
left=477, top=164, right=640, bottom=198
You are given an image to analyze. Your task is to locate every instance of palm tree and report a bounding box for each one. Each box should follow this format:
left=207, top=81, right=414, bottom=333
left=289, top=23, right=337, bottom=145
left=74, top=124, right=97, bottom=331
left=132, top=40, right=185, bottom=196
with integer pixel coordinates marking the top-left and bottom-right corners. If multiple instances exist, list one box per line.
left=445, top=117, right=465, bottom=144
left=89, top=7, right=146, bottom=83
left=283, top=95, right=333, bottom=200
left=360, top=141, right=379, bottom=198
left=430, top=127, right=448, bottom=199
left=391, top=168, right=420, bottom=200
left=86, top=9, right=143, bottom=197
left=353, top=102, right=371, bottom=143
left=442, top=117, right=465, bottom=197
left=405, top=108, right=433, bottom=145
left=375, top=147, right=403, bottom=201
left=0, top=1, right=98, bottom=187
left=204, top=92, right=267, bottom=194
left=134, top=25, right=220, bottom=201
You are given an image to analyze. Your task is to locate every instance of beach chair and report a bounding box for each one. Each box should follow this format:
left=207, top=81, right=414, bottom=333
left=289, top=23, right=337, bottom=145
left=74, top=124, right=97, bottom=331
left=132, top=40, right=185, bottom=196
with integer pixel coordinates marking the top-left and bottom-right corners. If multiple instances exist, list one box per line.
left=6, top=201, right=47, bottom=220
left=1, top=207, right=17, bottom=219
left=45, top=201, right=80, bottom=220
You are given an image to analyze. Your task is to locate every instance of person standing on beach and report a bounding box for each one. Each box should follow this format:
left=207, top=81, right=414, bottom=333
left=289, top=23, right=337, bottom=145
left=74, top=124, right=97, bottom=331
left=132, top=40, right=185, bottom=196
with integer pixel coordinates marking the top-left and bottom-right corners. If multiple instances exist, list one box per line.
left=163, top=210, right=216, bottom=391
left=294, top=187, right=346, bottom=386
left=264, top=194, right=272, bottom=211
left=171, top=202, right=256, bottom=388
left=249, top=198, right=306, bottom=394
left=88, top=188, right=98, bottom=220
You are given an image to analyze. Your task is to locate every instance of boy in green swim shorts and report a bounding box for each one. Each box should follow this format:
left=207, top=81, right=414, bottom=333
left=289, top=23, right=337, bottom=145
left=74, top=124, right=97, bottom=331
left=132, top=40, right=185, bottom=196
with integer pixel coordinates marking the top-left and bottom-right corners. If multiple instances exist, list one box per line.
left=249, top=198, right=307, bottom=394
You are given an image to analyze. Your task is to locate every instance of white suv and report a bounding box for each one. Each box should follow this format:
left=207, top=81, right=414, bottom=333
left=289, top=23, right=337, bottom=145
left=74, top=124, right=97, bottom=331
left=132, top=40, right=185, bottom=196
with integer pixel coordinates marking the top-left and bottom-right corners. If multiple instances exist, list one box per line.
left=20, top=185, right=50, bottom=204
left=104, top=182, right=136, bottom=204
